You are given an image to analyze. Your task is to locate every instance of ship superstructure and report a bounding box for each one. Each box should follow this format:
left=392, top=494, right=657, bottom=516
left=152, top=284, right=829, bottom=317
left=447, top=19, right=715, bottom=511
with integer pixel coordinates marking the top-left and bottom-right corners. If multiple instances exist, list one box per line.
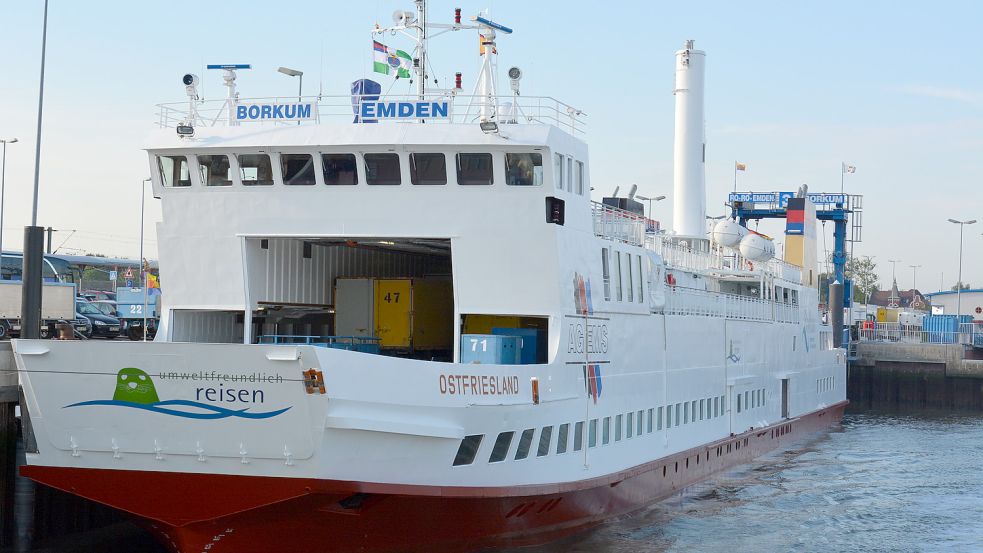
left=13, top=6, right=846, bottom=553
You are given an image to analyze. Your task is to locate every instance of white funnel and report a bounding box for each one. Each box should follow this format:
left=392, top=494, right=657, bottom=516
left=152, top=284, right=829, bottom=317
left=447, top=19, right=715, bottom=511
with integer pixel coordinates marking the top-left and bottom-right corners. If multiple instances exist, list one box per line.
left=672, top=40, right=706, bottom=237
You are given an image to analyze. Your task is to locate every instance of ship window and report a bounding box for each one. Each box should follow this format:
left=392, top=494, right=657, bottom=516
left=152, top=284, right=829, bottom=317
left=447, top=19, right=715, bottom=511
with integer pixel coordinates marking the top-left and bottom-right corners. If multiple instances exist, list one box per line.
left=237, top=154, right=274, bottom=186
left=365, top=153, right=402, bottom=185
left=737, top=393, right=742, bottom=413
left=489, top=431, right=514, bottom=463
left=557, top=423, right=569, bottom=454
left=537, top=426, right=553, bottom=457
left=637, top=256, right=644, bottom=303
left=601, top=248, right=611, bottom=301
left=197, top=154, right=233, bottom=186
left=626, top=412, right=633, bottom=439
left=745, top=391, right=750, bottom=410
left=321, top=153, right=358, bottom=185
left=657, top=406, right=663, bottom=430
left=553, top=153, right=563, bottom=189
left=700, top=399, right=705, bottom=420
left=574, top=421, right=584, bottom=451
left=505, top=153, right=543, bottom=186
left=675, top=403, right=681, bottom=424
left=157, top=155, right=191, bottom=187
left=646, top=409, right=652, bottom=433
left=626, top=255, right=634, bottom=302
left=602, top=417, right=611, bottom=445
left=452, top=434, right=483, bottom=466
left=566, top=156, right=573, bottom=192
left=665, top=405, right=672, bottom=428
left=410, top=153, right=447, bottom=185
left=576, top=160, right=585, bottom=195
left=614, top=251, right=623, bottom=301
left=456, top=153, right=493, bottom=185
left=281, top=153, right=316, bottom=185
left=514, top=428, right=535, bottom=460
left=637, top=410, right=644, bottom=435
left=684, top=403, right=689, bottom=424
left=589, top=419, right=598, bottom=447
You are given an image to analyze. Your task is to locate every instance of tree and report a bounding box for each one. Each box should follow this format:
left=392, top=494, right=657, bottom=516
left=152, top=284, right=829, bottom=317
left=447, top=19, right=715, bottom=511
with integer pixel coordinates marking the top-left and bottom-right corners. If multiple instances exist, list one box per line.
left=845, top=255, right=879, bottom=302
left=951, top=282, right=971, bottom=291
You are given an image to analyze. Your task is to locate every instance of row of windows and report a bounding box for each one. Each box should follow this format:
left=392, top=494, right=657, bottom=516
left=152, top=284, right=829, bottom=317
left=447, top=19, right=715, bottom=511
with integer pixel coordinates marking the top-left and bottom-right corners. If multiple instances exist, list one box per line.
left=453, top=395, right=729, bottom=466
left=553, top=153, right=586, bottom=196
left=736, top=388, right=766, bottom=413
left=601, top=248, right=644, bottom=304
left=817, top=376, right=835, bottom=393
left=157, top=151, right=547, bottom=188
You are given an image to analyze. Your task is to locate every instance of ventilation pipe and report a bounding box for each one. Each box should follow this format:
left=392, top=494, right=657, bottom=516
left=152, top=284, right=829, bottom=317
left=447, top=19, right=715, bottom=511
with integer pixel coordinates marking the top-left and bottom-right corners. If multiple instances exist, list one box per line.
left=671, top=40, right=706, bottom=238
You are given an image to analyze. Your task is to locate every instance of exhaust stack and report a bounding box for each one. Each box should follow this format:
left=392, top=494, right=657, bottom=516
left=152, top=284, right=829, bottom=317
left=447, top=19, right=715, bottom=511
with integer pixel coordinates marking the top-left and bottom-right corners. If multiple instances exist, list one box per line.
left=672, top=40, right=706, bottom=238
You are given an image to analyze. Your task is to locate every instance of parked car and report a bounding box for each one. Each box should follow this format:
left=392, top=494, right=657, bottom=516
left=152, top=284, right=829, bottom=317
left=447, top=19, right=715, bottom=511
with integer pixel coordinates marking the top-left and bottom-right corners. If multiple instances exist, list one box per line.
left=81, top=290, right=117, bottom=302
left=89, top=300, right=118, bottom=317
left=76, top=300, right=120, bottom=339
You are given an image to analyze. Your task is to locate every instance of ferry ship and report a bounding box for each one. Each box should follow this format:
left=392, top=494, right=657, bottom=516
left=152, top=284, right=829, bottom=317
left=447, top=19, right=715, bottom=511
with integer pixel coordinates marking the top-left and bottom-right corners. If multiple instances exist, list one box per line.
left=13, top=4, right=847, bottom=552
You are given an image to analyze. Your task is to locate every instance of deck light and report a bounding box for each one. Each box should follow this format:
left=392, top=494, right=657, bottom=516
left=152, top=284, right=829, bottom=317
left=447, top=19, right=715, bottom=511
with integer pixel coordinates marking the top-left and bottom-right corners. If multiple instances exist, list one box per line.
left=176, top=125, right=194, bottom=137
left=508, top=67, right=522, bottom=95
left=479, top=121, right=498, bottom=134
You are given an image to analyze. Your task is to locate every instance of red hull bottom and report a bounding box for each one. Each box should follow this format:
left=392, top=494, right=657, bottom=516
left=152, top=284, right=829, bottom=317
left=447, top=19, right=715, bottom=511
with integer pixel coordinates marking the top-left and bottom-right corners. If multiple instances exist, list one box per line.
left=22, top=402, right=847, bottom=553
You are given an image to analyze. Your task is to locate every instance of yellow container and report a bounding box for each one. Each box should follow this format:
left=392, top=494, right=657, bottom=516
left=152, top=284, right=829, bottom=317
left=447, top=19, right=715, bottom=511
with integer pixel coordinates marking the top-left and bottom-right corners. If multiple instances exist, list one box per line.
left=372, top=278, right=453, bottom=350
left=876, top=307, right=899, bottom=323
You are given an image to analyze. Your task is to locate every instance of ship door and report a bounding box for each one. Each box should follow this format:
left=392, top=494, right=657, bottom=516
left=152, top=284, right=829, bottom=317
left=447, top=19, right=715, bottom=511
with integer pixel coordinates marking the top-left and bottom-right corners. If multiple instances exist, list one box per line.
left=781, top=378, right=789, bottom=419
left=375, top=279, right=412, bottom=348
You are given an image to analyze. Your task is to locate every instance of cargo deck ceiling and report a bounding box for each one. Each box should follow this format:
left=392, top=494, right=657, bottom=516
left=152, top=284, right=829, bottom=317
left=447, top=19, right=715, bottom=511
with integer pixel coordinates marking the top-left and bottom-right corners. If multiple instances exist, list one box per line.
left=312, top=238, right=451, bottom=257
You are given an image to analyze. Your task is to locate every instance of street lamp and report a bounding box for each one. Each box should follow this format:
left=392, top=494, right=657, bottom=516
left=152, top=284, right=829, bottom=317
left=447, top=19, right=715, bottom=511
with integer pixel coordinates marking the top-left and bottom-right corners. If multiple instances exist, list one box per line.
left=140, top=178, right=151, bottom=340
left=0, top=138, right=18, bottom=254
left=909, top=264, right=921, bottom=291
left=635, top=194, right=666, bottom=220
left=947, top=218, right=976, bottom=318
left=278, top=66, right=303, bottom=125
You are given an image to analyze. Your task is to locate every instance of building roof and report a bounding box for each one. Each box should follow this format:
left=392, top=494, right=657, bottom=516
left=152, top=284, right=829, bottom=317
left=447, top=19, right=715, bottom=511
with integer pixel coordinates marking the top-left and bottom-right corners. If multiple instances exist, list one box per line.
left=868, top=288, right=929, bottom=309
left=924, top=289, right=983, bottom=297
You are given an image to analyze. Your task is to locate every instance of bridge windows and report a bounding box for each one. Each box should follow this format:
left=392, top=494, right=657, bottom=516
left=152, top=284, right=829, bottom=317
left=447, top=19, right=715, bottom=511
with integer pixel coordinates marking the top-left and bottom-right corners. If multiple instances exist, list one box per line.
left=365, top=153, right=402, bottom=185
left=575, top=160, right=585, bottom=195
left=237, top=154, right=274, bottom=186
left=197, top=154, right=233, bottom=186
left=506, top=153, right=543, bottom=186
left=158, top=155, right=191, bottom=187
left=410, top=153, right=447, bottom=185
left=281, top=153, right=316, bottom=185
left=455, top=153, right=493, bottom=185
left=322, top=153, right=358, bottom=185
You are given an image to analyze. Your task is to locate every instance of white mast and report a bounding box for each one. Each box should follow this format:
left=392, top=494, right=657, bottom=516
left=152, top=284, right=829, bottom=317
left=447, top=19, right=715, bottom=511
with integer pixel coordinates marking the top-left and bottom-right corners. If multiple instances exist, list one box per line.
left=671, top=40, right=706, bottom=238
left=415, top=0, right=427, bottom=99
left=476, top=27, right=498, bottom=122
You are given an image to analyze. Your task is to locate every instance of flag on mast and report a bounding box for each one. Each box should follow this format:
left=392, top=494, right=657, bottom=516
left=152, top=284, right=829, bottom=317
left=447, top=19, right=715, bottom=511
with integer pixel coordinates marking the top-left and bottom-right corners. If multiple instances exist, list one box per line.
left=735, top=162, right=747, bottom=171
left=842, top=162, right=856, bottom=174
left=372, top=41, right=412, bottom=78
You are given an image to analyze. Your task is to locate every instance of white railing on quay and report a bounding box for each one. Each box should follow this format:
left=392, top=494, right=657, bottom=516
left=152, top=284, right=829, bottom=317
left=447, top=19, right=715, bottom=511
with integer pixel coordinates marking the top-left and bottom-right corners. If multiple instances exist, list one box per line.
left=156, top=94, right=586, bottom=135
left=663, top=286, right=800, bottom=324
left=855, top=322, right=983, bottom=346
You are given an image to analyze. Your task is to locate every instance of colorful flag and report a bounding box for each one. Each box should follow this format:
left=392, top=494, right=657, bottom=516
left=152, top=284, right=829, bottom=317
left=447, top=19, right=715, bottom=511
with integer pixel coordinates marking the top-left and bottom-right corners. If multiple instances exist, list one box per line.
left=842, top=162, right=856, bottom=174
left=735, top=162, right=747, bottom=171
left=147, top=273, right=160, bottom=289
left=372, top=41, right=411, bottom=78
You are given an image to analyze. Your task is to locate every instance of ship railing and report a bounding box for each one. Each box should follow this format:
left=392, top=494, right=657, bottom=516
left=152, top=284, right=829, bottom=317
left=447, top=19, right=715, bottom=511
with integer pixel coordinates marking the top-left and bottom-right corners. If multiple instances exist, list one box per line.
left=257, top=334, right=382, bottom=353
left=592, top=202, right=645, bottom=246
left=664, top=286, right=800, bottom=323
left=155, top=94, right=586, bottom=135
left=854, top=322, right=983, bottom=346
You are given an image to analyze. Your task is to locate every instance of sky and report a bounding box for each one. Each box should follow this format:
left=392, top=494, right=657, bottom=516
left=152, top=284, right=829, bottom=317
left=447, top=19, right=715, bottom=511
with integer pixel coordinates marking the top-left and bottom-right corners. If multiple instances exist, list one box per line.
left=0, top=0, right=981, bottom=292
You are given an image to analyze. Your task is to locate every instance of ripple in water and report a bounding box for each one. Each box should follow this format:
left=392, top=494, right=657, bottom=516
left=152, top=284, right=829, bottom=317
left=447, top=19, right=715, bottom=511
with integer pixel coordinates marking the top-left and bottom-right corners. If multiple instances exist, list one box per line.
left=498, top=412, right=983, bottom=553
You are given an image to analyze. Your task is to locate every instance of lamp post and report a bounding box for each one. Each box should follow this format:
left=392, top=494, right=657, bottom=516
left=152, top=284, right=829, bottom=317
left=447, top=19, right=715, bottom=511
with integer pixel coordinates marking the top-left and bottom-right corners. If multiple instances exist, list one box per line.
left=909, top=264, right=921, bottom=292
left=0, top=138, right=17, bottom=254
left=947, top=219, right=976, bottom=318
left=277, top=67, right=303, bottom=125
left=635, top=194, right=666, bottom=220
left=140, top=178, right=151, bottom=340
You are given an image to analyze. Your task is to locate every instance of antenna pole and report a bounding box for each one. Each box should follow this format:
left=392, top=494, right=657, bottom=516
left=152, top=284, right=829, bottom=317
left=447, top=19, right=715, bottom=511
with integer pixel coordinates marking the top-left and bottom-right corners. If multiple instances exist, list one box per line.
left=416, top=0, right=427, bottom=99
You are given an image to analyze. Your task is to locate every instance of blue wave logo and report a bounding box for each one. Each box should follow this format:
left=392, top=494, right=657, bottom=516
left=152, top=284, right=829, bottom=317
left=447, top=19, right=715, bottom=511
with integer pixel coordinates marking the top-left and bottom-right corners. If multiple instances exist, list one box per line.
left=64, top=399, right=291, bottom=420
left=63, top=367, right=291, bottom=420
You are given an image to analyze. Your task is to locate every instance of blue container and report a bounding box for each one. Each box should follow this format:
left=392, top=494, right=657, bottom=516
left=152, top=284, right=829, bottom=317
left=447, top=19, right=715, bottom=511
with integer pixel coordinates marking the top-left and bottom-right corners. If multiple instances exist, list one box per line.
left=461, top=334, right=521, bottom=364
left=491, top=328, right=540, bottom=364
left=921, top=315, right=967, bottom=344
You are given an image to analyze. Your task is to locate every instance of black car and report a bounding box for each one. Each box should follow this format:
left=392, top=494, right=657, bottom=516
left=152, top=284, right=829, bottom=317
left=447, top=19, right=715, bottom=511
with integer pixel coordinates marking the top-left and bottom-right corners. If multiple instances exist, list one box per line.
left=76, top=300, right=121, bottom=338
